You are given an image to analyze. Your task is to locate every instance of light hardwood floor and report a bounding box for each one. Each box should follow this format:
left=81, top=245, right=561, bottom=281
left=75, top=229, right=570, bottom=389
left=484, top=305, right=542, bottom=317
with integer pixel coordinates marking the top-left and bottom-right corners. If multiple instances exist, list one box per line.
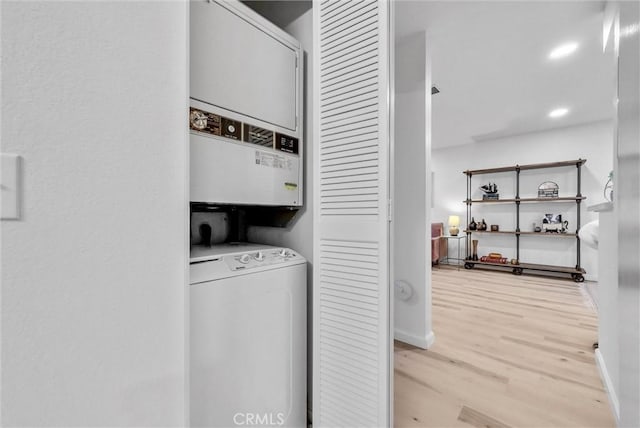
left=394, top=266, right=615, bottom=428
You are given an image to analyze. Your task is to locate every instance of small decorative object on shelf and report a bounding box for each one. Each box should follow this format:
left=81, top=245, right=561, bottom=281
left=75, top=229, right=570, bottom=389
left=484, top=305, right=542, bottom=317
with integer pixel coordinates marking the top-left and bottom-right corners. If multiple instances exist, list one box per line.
left=538, top=181, right=559, bottom=198
left=448, top=215, right=460, bottom=236
left=480, top=182, right=499, bottom=200
left=468, top=217, right=477, bottom=231
left=480, top=255, right=508, bottom=264
left=510, top=259, right=519, bottom=265
left=532, top=222, right=542, bottom=232
left=542, top=214, right=568, bottom=233
left=491, top=224, right=499, bottom=232
left=471, top=239, right=479, bottom=261
left=477, top=219, right=488, bottom=231
left=604, top=171, right=613, bottom=202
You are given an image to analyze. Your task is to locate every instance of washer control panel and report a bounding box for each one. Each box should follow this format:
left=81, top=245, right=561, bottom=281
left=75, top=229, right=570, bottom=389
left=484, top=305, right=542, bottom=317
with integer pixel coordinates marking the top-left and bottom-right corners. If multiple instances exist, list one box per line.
left=225, top=248, right=299, bottom=271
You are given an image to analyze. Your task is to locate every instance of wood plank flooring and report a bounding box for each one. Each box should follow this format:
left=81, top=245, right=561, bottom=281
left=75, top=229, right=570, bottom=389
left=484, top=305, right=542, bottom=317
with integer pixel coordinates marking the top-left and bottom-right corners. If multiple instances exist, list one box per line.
left=394, top=267, right=615, bottom=428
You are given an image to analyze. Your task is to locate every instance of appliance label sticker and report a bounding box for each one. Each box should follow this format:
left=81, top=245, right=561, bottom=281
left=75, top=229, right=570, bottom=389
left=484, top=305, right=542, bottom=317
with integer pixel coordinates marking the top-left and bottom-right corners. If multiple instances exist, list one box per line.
left=255, top=151, right=293, bottom=171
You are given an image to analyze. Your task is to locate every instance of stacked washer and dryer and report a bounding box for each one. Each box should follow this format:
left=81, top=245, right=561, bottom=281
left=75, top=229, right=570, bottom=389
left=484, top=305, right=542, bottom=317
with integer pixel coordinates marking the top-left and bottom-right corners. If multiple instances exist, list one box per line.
left=189, top=1, right=306, bottom=427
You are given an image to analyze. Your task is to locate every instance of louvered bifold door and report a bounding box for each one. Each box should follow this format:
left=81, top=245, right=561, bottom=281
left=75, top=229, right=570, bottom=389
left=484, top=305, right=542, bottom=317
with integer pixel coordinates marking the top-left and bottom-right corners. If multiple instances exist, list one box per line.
left=313, top=0, right=391, bottom=426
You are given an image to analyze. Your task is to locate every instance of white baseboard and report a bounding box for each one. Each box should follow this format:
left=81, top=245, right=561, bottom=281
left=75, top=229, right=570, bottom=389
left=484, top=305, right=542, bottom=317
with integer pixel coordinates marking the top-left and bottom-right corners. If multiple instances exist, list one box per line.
left=394, top=329, right=435, bottom=349
left=595, top=348, right=620, bottom=423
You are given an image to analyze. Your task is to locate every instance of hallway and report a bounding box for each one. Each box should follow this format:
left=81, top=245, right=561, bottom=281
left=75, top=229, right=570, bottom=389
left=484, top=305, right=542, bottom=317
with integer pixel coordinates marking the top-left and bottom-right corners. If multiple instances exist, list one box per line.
left=395, top=267, right=615, bottom=427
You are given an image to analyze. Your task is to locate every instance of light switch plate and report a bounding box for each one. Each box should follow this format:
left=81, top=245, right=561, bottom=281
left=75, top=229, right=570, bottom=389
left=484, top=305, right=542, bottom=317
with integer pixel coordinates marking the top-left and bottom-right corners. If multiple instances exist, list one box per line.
left=1, top=153, right=21, bottom=220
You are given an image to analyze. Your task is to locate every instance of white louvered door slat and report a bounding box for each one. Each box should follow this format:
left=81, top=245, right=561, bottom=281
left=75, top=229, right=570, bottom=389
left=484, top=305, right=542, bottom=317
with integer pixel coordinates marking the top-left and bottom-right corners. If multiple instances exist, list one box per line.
left=313, top=0, right=391, bottom=426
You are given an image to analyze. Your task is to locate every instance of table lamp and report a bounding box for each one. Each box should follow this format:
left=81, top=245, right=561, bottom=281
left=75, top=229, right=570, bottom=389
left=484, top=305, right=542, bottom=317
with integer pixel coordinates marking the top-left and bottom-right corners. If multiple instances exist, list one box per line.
left=448, top=215, right=460, bottom=236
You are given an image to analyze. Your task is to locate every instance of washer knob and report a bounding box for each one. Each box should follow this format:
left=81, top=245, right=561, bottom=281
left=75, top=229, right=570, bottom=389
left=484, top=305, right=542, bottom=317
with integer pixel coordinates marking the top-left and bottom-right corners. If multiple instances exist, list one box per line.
left=239, top=254, right=251, bottom=264
left=254, top=251, right=264, bottom=262
left=279, top=248, right=290, bottom=257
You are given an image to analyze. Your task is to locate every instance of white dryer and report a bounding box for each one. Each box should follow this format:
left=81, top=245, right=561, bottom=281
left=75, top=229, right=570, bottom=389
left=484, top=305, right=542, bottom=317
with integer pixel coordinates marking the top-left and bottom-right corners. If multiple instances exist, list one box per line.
left=189, top=243, right=306, bottom=428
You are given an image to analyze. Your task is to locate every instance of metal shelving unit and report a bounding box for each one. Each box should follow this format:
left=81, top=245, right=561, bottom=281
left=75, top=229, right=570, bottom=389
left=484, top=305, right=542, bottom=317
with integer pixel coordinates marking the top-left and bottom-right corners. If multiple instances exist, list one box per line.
left=463, top=159, right=587, bottom=282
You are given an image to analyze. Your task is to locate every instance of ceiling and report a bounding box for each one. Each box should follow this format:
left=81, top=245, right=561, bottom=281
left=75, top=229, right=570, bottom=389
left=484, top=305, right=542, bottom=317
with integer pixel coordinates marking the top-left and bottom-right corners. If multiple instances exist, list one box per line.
left=395, top=1, right=615, bottom=149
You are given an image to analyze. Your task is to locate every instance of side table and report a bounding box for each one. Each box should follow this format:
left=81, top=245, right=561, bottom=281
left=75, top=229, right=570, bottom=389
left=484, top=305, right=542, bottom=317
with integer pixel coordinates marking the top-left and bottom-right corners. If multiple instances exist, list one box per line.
left=442, top=235, right=466, bottom=269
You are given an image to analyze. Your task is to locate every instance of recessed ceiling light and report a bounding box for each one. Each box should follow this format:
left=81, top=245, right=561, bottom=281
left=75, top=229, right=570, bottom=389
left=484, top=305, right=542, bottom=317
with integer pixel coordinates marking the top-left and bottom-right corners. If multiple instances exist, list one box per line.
left=548, top=107, right=569, bottom=118
left=549, top=42, right=578, bottom=59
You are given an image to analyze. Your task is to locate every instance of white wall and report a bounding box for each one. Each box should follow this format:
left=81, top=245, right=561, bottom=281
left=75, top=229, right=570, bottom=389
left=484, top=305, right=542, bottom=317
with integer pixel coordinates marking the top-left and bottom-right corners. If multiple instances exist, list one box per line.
left=1, top=2, right=188, bottom=426
left=392, top=31, right=434, bottom=349
left=592, top=12, right=620, bottom=422
left=246, top=7, right=314, bottom=415
left=616, top=2, right=640, bottom=426
left=432, top=120, right=614, bottom=281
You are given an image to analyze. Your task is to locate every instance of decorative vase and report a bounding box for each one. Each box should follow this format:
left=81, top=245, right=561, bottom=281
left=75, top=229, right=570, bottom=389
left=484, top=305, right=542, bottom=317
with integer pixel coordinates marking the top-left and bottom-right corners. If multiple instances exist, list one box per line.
left=472, top=239, right=479, bottom=261
left=469, top=217, right=477, bottom=231
left=478, top=219, right=487, bottom=231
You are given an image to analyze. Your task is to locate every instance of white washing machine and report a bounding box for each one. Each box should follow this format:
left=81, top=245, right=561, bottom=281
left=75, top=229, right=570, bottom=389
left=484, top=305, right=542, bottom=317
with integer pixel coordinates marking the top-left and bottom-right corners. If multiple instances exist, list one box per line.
left=189, top=243, right=306, bottom=428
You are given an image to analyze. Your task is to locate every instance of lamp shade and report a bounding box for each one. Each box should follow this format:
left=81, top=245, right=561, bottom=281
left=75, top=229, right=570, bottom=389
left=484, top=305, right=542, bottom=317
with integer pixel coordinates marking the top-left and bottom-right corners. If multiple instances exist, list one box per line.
left=448, top=215, right=460, bottom=227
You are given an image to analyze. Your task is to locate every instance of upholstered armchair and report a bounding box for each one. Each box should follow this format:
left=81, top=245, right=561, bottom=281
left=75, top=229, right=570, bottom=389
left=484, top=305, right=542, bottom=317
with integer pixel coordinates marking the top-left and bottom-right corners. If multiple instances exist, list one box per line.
left=431, top=222, right=447, bottom=264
